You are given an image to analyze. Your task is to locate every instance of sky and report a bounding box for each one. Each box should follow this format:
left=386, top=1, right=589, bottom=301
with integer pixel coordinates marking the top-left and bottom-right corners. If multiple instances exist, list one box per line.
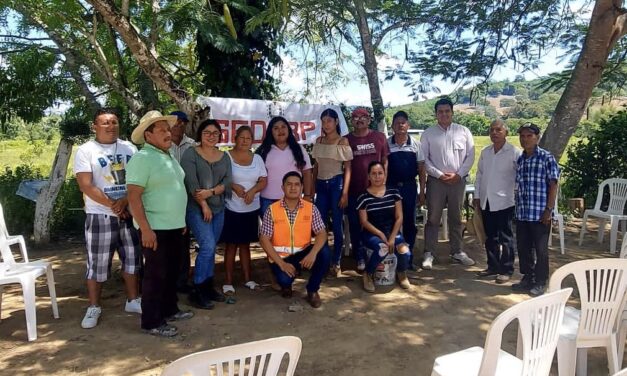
left=279, top=47, right=569, bottom=108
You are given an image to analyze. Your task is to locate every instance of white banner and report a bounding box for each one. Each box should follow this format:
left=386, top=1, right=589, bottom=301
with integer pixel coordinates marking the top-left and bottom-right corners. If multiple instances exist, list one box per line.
left=195, top=96, right=349, bottom=146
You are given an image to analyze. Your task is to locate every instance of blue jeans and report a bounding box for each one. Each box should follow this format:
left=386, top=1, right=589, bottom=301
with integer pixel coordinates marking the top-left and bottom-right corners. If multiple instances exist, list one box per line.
left=388, top=182, right=418, bottom=264
left=347, top=194, right=365, bottom=262
left=186, top=206, right=225, bottom=284
left=315, top=174, right=345, bottom=266
left=362, top=232, right=410, bottom=274
left=259, top=197, right=278, bottom=219
left=270, top=244, right=331, bottom=293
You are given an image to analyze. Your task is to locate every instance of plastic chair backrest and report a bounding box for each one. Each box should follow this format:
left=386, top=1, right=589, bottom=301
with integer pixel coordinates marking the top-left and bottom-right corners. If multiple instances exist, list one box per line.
left=549, top=259, right=627, bottom=341
left=0, top=202, right=8, bottom=239
left=593, top=178, right=627, bottom=215
left=621, top=232, right=627, bottom=259
left=0, top=233, right=16, bottom=265
left=478, top=288, right=572, bottom=376
left=161, top=336, right=302, bottom=376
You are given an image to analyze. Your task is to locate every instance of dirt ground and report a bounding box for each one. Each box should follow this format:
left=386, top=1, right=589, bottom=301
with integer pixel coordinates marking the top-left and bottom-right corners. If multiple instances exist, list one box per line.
left=0, top=218, right=621, bottom=375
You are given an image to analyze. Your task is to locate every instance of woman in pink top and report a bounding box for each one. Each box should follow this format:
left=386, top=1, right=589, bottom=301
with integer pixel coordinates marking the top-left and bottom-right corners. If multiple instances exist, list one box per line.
left=255, top=116, right=313, bottom=217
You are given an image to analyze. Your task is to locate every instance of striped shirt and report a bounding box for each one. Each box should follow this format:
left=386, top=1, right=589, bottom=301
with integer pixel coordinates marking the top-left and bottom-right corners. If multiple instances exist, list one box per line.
left=356, top=188, right=402, bottom=236
left=515, top=146, right=560, bottom=221
left=260, top=198, right=325, bottom=238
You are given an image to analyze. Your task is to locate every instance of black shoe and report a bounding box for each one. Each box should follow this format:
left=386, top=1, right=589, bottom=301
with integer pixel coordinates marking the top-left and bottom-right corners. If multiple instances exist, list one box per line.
left=176, top=284, right=193, bottom=293
left=189, top=284, right=215, bottom=310
left=512, top=275, right=534, bottom=292
left=204, top=278, right=226, bottom=302
left=529, top=284, right=546, bottom=296
left=476, top=269, right=498, bottom=278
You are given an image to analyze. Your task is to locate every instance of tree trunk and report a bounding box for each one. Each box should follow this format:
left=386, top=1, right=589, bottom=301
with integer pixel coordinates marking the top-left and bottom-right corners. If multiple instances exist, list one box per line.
left=33, top=138, right=73, bottom=244
left=86, top=0, right=192, bottom=112
left=539, top=0, right=627, bottom=159
left=352, top=0, right=388, bottom=135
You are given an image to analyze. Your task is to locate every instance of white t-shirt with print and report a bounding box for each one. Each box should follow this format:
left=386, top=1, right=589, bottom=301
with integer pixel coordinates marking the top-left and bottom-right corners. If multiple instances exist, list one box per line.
left=73, top=139, right=137, bottom=215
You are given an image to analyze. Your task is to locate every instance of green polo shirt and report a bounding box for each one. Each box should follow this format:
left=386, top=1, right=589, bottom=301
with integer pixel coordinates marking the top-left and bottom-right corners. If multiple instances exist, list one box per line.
left=126, top=143, right=187, bottom=230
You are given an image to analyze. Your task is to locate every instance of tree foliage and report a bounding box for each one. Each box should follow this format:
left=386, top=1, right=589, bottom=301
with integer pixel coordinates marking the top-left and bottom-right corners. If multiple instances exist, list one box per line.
left=561, top=110, right=627, bottom=209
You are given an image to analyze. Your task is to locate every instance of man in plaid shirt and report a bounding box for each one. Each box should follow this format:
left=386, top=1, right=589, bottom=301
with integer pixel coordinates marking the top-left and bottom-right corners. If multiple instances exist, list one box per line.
left=512, top=123, right=559, bottom=296
left=259, top=171, right=331, bottom=308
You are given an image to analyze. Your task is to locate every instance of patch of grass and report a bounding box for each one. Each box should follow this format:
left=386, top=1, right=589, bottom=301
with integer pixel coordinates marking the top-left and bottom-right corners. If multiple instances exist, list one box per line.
left=0, top=138, right=78, bottom=176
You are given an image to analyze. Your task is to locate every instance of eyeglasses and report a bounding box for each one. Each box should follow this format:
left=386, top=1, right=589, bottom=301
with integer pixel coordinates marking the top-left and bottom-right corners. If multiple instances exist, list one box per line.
left=352, top=116, right=369, bottom=121
left=202, top=131, right=220, bottom=137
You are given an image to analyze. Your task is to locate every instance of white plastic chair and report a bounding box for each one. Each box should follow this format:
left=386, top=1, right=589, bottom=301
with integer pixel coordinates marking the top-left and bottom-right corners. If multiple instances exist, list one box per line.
left=0, top=237, right=59, bottom=341
left=614, top=232, right=627, bottom=368
left=431, top=288, right=572, bottom=376
left=548, top=258, right=627, bottom=375
left=422, top=208, right=449, bottom=241
left=614, top=368, right=627, bottom=376
left=549, top=190, right=565, bottom=254
left=0, top=202, right=28, bottom=260
left=578, top=178, right=627, bottom=254
left=161, top=336, right=302, bottom=376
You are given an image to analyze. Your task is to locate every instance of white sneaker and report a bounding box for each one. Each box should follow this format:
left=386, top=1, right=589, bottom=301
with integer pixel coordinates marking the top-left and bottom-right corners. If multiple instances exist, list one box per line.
left=357, top=260, right=366, bottom=272
left=422, top=252, right=434, bottom=270
left=81, top=306, right=102, bottom=329
left=125, top=297, right=142, bottom=314
left=451, top=251, right=475, bottom=266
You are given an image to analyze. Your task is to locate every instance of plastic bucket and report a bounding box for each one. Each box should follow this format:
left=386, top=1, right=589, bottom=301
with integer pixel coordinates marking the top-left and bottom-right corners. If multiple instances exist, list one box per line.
left=366, top=249, right=397, bottom=286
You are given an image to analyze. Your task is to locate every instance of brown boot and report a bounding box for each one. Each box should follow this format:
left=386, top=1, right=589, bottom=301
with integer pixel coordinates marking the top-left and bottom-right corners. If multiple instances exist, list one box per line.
left=397, top=271, right=411, bottom=289
left=306, top=292, right=322, bottom=308
left=362, top=273, right=375, bottom=293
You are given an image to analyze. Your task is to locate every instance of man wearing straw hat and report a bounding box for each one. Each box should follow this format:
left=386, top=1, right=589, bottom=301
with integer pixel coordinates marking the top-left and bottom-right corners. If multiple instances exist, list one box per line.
left=473, top=120, right=520, bottom=284
left=126, top=110, right=194, bottom=337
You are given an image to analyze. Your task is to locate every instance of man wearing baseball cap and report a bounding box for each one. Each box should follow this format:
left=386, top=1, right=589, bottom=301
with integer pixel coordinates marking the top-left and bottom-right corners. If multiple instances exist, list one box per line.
left=126, top=110, right=194, bottom=337
left=169, top=111, right=195, bottom=163
left=168, top=110, right=196, bottom=294
left=346, top=107, right=389, bottom=271
left=512, top=122, right=559, bottom=296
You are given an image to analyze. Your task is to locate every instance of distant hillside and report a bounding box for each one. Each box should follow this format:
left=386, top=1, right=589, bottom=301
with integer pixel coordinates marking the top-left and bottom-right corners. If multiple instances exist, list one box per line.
left=385, top=76, right=627, bottom=133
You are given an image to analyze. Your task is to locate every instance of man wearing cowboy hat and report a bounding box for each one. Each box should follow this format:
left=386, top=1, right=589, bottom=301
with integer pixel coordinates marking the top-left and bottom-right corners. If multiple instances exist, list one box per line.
left=74, top=107, right=142, bottom=330
left=126, top=110, right=194, bottom=337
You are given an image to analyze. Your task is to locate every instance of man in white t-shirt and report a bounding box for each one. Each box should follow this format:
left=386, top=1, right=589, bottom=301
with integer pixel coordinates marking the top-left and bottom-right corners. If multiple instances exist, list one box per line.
left=74, top=108, right=142, bottom=329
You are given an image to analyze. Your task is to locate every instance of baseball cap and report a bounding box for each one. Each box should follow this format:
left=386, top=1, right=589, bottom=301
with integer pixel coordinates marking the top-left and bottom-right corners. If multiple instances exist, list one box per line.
left=170, top=111, right=189, bottom=123
left=351, top=108, right=370, bottom=118
left=517, top=122, right=540, bottom=135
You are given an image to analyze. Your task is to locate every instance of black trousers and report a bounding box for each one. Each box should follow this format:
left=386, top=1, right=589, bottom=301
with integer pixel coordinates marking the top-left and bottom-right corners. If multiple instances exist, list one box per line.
left=481, top=202, right=515, bottom=275
left=140, top=229, right=184, bottom=330
left=176, top=231, right=191, bottom=288
left=516, top=220, right=550, bottom=285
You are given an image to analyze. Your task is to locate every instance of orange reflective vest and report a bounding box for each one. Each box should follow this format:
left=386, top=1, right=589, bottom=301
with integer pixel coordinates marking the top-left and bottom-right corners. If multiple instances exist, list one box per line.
left=270, top=200, right=313, bottom=258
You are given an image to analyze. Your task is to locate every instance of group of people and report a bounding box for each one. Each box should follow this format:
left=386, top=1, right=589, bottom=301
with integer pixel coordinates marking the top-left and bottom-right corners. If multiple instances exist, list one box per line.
left=73, top=97, right=559, bottom=337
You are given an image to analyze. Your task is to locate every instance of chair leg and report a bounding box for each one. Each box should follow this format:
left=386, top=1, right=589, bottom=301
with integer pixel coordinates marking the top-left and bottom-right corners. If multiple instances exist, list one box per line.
left=608, top=336, right=621, bottom=375
left=576, top=348, right=587, bottom=376
left=558, top=217, right=565, bottom=255
left=579, top=213, right=589, bottom=246
left=599, top=218, right=607, bottom=244
left=557, top=337, right=577, bottom=376
left=548, top=223, right=554, bottom=247
left=0, top=285, right=3, bottom=323
left=610, top=217, right=619, bottom=254
left=45, top=265, right=59, bottom=319
left=20, top=277, right=38, bottom=341
left=441, top=209, right=448, bottom=241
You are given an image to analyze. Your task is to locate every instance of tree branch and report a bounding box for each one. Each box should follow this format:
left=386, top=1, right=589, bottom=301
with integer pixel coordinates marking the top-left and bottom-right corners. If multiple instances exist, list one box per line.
left=0, top=35, right=52, bottom=41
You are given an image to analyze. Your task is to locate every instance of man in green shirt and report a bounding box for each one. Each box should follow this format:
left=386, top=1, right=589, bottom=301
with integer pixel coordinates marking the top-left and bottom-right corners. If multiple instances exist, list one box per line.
left=127, top=110, right=194, bottom=337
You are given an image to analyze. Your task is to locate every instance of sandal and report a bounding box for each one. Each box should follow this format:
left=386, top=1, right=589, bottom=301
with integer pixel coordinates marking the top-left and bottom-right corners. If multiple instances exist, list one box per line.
left=222, top=284, right=235, bottom=296
left=244, top=281, right=261, bottom=291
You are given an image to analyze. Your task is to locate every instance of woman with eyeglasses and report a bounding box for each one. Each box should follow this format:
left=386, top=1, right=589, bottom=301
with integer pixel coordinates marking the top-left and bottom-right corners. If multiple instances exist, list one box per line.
left=311, top=108, right=352, bottom=277
left=181, top=119, right=232, bottom=310
left=255, top=116, right=313, bottom=217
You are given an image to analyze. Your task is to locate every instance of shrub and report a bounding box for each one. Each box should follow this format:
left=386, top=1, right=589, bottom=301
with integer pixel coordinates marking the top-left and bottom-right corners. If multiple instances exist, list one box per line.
left=0, top=165, right=43, bottom=235
left=562, top=111, right=627, bottom=209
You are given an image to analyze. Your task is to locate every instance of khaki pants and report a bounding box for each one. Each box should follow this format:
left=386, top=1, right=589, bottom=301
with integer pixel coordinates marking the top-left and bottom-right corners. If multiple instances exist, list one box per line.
left=424, top=177, right=465, bottom=255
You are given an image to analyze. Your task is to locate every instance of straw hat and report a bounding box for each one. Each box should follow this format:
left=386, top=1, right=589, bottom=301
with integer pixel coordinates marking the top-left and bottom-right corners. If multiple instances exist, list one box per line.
left=131, top=110, right=178, bottom=144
